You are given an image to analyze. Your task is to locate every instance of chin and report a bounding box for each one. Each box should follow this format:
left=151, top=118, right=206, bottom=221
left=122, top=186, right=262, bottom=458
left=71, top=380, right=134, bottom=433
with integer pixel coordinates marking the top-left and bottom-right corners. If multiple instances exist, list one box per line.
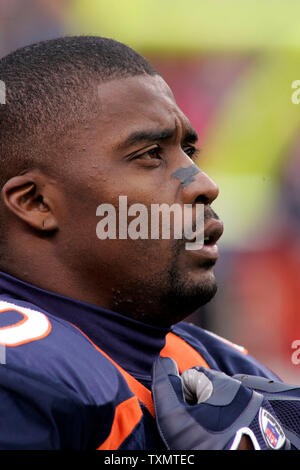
left=157, top=274, right=218, bottom=327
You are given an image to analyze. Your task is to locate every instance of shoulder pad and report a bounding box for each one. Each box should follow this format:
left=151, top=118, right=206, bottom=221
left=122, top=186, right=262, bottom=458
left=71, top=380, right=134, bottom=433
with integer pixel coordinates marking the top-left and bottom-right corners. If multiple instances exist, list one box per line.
left=203, top=329, right=248, bottom=355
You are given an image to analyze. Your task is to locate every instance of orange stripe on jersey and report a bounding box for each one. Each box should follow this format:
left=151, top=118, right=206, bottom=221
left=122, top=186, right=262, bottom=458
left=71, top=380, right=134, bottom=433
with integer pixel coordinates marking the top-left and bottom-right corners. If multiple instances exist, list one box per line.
left=71, top=323, right=155, bottom=417
left=160, top=332, right=210, bottom=373
left=97, top=396, right=143, bottom=450
left=72, top=327, right=210, bottom=416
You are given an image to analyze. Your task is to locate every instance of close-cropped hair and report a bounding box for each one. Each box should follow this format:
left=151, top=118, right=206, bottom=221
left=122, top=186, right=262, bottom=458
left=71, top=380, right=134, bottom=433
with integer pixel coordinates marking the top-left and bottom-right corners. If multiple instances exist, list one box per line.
left=0, top=35, right=158, bottom=188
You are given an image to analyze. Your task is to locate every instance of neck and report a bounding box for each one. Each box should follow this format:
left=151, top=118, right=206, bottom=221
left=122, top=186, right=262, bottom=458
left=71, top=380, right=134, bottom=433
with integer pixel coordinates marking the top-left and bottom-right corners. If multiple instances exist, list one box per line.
left=0, top=255, right=172, bottom=327
left=0, top=248, right=113, bottom=310
left=0, top=269, right=171, bottom=381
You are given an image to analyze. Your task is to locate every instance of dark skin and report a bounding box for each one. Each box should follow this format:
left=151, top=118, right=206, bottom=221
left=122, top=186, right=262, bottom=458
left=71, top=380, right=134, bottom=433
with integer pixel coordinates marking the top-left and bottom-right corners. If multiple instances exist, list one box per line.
left=0, top=73, right=253, bottom=449
left=1, top=74, right=223, bottom=326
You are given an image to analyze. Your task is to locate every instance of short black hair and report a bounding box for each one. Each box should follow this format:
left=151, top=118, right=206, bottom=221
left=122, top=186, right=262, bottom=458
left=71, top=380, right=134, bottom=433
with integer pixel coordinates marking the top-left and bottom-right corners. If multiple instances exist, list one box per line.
left=0, top=35, right=158, bottom=189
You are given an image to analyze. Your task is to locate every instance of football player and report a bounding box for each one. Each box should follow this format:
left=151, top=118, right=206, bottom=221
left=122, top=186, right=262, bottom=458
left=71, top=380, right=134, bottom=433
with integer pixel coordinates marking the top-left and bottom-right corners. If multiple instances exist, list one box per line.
left=0, top=36, right=299, bottom=450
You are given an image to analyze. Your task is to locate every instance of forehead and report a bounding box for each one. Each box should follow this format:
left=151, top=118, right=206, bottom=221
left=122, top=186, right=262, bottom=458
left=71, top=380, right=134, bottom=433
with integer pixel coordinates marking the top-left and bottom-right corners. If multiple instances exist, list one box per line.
left=95, top=74, right=191, bottom=147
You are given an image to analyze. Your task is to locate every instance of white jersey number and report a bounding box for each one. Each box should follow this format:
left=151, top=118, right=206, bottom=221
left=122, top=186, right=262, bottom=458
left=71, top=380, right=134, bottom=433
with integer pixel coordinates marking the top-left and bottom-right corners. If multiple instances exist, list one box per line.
left=0, top=300, right=51, bottom=346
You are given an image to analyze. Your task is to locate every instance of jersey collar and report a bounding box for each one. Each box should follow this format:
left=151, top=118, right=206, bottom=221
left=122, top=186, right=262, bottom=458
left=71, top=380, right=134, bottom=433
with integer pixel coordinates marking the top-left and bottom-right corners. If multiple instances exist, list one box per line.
left=0, top=270, right=170, bottom=381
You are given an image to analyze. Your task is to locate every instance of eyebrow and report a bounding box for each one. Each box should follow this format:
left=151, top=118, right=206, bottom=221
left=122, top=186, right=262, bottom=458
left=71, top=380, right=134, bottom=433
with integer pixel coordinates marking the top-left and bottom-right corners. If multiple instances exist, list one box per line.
left=117, top=126, right=199, bottom=150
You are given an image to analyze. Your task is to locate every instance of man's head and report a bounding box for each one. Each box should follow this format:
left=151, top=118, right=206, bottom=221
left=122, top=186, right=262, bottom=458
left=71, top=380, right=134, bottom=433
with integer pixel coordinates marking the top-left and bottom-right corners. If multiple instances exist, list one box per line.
left=0, top=36, right=223, bottom=327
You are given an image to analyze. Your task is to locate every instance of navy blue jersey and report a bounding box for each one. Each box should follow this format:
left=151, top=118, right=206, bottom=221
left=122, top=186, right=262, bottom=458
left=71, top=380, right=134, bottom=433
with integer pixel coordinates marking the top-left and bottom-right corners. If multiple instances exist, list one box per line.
left=0, top=270, right=280, bottom=450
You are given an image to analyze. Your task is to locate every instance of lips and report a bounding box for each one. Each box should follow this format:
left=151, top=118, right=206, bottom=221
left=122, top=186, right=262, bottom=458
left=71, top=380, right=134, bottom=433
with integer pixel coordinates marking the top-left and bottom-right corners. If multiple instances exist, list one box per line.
left=186, top=218, right=223, bottom=246
left=203, top=219, right=224, bottom=246
left=185, top=218, right=224, bottom=260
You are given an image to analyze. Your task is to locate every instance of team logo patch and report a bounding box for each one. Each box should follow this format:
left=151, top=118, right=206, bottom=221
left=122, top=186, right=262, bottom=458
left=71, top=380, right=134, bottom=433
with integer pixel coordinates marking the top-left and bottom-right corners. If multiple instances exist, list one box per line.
left=259, top=407, right=286, bottom=449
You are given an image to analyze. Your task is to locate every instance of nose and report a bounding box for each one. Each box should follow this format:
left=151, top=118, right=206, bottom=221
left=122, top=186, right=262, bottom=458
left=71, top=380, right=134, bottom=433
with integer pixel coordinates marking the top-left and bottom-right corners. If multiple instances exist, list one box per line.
left=180, top=167, right=219, bottom=206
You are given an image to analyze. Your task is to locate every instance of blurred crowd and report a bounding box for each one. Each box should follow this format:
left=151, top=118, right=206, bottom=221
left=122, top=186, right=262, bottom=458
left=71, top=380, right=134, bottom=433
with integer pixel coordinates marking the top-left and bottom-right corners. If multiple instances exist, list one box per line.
left=0, top=0, right=69, bottom=58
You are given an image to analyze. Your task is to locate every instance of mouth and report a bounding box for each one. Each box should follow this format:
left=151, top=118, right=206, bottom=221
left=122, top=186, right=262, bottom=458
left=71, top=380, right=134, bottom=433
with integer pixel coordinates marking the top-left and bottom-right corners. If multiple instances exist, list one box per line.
left=185, top=218, right=224, bottom=261
left=203, top=219, right=224, bottom=247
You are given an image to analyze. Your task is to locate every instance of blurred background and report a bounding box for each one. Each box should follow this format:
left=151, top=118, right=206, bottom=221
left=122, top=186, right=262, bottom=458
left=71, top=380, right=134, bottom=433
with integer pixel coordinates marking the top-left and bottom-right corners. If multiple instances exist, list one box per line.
left=1, top=0, right=300, bottom=383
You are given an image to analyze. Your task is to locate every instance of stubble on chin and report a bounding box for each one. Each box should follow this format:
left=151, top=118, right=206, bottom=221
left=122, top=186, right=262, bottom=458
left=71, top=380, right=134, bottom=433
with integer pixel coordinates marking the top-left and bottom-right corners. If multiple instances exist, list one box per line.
left=108, top=238, right=218, bottom=328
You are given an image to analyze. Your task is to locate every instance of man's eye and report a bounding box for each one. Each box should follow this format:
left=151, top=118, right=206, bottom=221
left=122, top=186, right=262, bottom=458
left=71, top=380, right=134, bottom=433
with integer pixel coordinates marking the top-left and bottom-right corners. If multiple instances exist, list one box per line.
left=128, top=147, right=163, bottom=167
left=184, top=146, right=201, bottom=161
left=136, top=148, right=162, bottom=160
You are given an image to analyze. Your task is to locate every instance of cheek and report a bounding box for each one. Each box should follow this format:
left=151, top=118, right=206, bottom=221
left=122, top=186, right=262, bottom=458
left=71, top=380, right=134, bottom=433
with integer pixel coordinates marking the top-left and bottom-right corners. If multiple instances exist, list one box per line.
left=92, top=236, right=176, bottom=282
left=60, top=169, right=179, bottom=263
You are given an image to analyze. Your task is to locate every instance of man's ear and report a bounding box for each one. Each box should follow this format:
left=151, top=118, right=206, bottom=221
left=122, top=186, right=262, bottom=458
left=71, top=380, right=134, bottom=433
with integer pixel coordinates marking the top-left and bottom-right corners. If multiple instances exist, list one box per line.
left=1, top=173, right=59, bottom=232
